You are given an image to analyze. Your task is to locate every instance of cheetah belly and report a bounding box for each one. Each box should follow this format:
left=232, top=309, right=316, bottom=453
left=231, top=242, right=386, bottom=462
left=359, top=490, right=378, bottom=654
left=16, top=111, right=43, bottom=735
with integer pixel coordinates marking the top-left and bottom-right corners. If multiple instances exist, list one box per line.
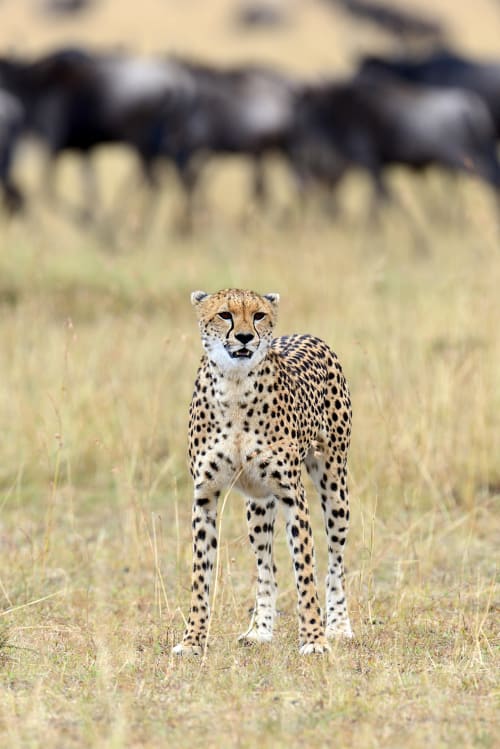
left=234, top=468, right=272, bottom=500
left=230, top=432, right=275, bottom=500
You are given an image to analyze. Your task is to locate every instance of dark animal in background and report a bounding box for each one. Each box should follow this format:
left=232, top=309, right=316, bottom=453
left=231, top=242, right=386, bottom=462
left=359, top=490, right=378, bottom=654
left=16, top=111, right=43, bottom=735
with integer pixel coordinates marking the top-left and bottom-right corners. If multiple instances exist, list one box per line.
left=0, top=47, right=115, bottom=217
left=292, top=77, right=500, bottom=211
left=0, top=48, right=295, bottom=226
left=155, top=59, right=297, bottom=221
left=0, top=89, right=24, bottom=212
left=0, top=47, right=195, bottom=220
left=4, top=42, right=500, bottom=234
left=358, top=49, right=500, bottom=138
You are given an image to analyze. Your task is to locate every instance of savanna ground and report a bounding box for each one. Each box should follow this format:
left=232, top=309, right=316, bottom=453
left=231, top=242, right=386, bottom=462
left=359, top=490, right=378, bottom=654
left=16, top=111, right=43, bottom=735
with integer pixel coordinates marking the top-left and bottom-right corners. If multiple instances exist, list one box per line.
left=0, top=1, right=499, bottom=747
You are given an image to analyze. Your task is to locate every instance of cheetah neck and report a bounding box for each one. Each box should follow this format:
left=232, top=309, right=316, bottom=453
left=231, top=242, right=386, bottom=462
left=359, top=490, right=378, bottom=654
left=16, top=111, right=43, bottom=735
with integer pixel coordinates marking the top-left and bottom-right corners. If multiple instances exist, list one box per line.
left=206, top=351, right=276, bottom=413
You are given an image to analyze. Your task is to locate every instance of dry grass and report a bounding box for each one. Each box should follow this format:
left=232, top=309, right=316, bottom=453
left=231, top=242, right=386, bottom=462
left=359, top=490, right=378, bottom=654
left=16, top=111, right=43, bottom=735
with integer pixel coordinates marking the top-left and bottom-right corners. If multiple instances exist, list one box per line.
left=0, top=2, right=499, bottom=747
left=0, top=195, right=498, bottom=748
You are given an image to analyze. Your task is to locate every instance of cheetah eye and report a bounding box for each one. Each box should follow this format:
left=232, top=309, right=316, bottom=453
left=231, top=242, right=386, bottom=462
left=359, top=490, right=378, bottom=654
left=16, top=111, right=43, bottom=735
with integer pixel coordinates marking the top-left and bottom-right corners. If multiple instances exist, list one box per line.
left=254, top=312, right=266, bottom=321
left=218, top=311, right=233, bottom=321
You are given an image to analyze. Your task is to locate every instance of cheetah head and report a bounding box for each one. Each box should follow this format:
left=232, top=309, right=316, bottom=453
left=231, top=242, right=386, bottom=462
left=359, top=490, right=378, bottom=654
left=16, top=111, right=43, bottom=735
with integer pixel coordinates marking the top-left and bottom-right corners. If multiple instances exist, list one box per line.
left=191, top=288, right=279, bottom=372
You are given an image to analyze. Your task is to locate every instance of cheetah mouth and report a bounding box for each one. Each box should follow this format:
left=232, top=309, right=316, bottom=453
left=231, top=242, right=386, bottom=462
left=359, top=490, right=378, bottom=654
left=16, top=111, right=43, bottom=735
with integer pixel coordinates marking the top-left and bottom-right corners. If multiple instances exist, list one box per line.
left=229, top=348, right=253, bottom=359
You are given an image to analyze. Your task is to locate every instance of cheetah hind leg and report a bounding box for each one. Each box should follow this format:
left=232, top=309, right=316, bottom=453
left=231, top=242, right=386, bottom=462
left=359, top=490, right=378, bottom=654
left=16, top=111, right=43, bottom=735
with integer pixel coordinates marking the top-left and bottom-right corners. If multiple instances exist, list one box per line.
left=238, top=497, right=278, bottom=645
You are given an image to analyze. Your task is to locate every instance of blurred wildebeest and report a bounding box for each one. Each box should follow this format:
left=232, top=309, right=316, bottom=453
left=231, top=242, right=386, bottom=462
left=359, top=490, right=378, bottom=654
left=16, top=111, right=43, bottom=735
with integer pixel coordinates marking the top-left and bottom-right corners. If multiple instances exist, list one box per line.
left=0, top=48, right=295, bottom=229
left=292, top=77, right=500, bottom=214
left=358, top=49, right=500, bottom=137
left=327, top=0, right=444, bottom=45
left=0, top=47, right=195, bottom=221
left=154, top=58, right=297, bottom=222
left=0, top=89, right=24, bottom=213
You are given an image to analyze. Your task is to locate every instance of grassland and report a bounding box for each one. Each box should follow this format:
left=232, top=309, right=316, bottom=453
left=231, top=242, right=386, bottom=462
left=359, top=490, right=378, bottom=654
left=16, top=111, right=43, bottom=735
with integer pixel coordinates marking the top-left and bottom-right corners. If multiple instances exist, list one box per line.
left=0, top=1, right=499, bottom=747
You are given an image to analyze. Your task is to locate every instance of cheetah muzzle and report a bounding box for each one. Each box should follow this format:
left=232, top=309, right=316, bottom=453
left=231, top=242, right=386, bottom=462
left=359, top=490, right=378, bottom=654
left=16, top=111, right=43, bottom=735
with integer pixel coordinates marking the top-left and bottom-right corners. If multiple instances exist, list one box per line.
left=173, top=288, right=353, bottom=656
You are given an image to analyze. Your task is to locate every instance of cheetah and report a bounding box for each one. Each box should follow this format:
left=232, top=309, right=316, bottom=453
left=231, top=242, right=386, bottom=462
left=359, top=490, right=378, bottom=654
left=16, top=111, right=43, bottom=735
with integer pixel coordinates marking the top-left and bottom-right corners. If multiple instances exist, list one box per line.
left=173, top=288, right=353, bottom=655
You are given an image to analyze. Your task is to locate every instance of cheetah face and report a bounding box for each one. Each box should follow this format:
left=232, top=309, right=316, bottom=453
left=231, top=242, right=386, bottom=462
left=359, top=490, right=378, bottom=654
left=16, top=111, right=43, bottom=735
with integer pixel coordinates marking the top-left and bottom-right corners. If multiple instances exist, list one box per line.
left=191, top=288, right=280, bottom=372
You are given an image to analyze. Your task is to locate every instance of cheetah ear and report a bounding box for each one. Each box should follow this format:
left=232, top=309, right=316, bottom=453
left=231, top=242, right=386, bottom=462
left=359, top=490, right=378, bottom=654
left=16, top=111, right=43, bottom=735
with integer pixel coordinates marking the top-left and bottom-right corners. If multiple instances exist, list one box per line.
left=263, top=293, right=280, bottom=309
left=191, top=290, right=209, bottom=306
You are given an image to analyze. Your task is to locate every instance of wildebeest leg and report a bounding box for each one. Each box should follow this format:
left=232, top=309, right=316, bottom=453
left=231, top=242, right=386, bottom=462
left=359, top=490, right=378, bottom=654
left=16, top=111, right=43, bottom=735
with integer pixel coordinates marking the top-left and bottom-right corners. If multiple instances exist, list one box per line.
left=252, top=154, right=268, bottom=206
left=286, top=158, right=310, bottom=220
left=128, top=154, right=163, bottom=239
left=41, top=152, right=101, bottom=228
left=367, top=166, right=391, bottom=225
left=285, top=142, right=346, bottom=222
left=0, top=141, right=23, bottom=214
left=239, top=154, right=271, bottom=226
left=175, top=156, right=202, bottom=234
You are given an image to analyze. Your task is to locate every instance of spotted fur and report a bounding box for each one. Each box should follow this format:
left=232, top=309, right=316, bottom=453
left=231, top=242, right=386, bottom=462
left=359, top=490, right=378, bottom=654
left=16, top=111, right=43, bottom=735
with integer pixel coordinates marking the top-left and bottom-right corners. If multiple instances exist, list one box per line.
left=173, top=288, right=353, bottom=655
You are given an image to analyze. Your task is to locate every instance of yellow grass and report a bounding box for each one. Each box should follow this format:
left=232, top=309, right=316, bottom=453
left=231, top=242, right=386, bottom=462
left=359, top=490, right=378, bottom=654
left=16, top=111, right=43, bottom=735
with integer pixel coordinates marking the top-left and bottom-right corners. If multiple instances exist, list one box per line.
left=0, top=2, right=499, bottom=748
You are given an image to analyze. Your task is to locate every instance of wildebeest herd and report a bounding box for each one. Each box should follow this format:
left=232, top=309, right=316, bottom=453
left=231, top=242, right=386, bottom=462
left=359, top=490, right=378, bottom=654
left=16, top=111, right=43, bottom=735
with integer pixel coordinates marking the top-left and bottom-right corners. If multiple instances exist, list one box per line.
left=2, top=45, right=500, bottom=233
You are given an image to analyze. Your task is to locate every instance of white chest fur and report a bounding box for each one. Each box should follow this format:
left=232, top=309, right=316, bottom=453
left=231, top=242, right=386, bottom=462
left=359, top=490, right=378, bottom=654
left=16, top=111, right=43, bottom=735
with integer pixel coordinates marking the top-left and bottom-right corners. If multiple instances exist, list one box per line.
left=192, top=361, right=279, bottom=499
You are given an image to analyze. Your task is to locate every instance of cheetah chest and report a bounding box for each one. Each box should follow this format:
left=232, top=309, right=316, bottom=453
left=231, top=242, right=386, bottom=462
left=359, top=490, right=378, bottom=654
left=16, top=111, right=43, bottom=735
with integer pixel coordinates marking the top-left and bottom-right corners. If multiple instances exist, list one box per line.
left=192, top=372, right=296, bottom=500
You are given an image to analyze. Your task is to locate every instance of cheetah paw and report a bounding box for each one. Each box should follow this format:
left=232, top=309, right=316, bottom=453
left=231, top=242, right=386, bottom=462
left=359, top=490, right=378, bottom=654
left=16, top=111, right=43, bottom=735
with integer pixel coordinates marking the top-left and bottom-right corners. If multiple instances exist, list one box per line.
left=172, top=642, right=203, bottom=656
left=299, top=640, right=331, bottom=655
left=238, top=628, right=273, bottom=645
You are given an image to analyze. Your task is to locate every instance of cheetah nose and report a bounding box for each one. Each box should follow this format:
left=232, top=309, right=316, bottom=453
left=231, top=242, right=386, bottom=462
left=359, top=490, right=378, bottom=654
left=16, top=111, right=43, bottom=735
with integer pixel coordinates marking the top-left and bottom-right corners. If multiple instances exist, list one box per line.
left=235, top=333, right=254, bottom=345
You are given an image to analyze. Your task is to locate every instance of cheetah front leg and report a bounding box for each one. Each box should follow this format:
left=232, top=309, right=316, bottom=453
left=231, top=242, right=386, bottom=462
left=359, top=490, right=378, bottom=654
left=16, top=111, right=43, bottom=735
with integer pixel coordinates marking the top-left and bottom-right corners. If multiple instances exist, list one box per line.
left=281, top=483, right=329, bottom=655
left=173, top=492, right=219, bottom=655
left=306, top=450, right=353, bottom=639
left=238, top=496, right=278, bottom=645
